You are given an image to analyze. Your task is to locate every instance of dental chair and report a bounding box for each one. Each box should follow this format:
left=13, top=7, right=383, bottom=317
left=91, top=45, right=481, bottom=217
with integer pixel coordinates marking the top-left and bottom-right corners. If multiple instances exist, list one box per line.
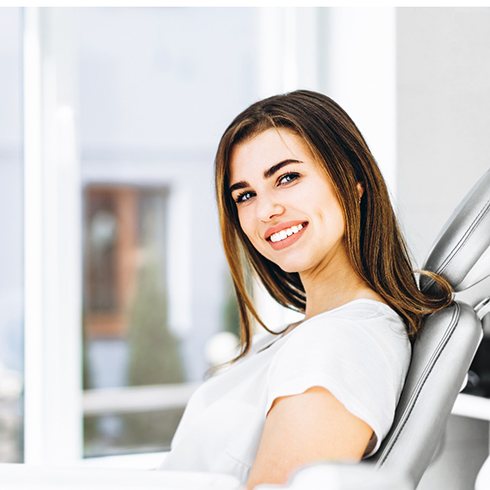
left=273, top=169, right=490, bottom=490
left=368, top=168, right=490, bottom=487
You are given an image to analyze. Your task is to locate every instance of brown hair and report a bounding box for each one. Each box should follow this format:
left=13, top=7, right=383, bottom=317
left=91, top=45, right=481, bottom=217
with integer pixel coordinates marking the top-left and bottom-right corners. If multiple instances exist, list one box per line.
left=215, top=90, right=452, bottom=363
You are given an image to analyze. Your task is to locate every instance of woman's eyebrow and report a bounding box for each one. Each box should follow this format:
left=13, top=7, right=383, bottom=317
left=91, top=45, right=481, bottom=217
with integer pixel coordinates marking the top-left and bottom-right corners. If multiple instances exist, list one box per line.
left=229, top=159, right=303, bottom=193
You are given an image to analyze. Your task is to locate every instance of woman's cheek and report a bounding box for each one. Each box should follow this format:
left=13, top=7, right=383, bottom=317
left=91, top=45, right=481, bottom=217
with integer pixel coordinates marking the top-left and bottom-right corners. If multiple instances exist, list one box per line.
left=238, top=212, right=256, bottom=245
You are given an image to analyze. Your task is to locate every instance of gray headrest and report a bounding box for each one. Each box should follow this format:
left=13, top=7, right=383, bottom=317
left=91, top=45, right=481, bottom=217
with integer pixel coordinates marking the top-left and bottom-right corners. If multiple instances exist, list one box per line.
left=420, top=169, right=490, bottom=294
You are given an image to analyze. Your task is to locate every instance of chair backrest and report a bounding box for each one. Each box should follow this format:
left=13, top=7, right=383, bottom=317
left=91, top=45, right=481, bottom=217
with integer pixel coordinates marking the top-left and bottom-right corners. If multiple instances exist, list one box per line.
left=367, top=169, right=490, bottom=486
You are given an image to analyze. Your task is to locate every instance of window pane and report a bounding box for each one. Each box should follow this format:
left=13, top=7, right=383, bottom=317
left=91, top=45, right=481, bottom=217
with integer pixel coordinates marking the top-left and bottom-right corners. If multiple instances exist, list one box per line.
left=79, top=7, right=260, bottom=456
left=0, top=8, right=23, bottom=463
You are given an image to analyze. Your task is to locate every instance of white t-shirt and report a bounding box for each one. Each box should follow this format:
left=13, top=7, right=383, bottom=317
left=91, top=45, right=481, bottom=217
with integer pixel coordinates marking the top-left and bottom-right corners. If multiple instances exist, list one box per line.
left=159, top=298, right=411, bottom=484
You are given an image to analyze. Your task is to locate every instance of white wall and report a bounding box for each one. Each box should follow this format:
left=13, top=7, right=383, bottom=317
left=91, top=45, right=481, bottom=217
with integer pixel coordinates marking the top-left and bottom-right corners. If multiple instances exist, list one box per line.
left=323, top=7, right=397, bottom=199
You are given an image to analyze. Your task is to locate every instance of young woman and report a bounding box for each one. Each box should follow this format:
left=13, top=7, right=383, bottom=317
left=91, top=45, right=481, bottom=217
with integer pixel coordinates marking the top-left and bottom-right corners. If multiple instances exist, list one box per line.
left=159, top=90, right=452, bottom=489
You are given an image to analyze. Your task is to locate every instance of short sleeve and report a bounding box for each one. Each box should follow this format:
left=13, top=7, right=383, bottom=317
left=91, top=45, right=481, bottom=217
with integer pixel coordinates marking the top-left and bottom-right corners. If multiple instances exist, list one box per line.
left=265, top=316, right=410, bottom=458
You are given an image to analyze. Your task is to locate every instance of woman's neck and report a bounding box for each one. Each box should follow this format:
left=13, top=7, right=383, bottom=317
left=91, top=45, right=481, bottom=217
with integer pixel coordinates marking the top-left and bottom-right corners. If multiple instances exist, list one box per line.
left=299, top=248, right=384, bottom=320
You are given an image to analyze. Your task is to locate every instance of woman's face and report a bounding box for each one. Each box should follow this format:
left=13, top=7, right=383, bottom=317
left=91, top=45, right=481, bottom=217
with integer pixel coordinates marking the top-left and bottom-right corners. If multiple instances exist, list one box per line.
left=229, top=127, right=349, bottom=275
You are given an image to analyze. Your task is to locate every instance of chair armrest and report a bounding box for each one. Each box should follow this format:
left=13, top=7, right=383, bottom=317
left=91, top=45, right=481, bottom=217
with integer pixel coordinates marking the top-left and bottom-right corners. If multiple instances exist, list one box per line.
left=476, top=455, right=490, bottom=490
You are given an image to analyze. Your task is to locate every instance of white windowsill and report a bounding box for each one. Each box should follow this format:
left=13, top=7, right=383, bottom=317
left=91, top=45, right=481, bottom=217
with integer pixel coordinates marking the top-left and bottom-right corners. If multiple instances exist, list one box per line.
left=79, top=451, right=167, bottom=470
left=452, top=393, right=490, bottom=421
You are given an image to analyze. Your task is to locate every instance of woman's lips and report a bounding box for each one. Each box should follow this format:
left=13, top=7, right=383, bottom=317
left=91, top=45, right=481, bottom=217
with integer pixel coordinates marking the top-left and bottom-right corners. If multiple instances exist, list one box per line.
left=267, top=222, right=308, bottom=251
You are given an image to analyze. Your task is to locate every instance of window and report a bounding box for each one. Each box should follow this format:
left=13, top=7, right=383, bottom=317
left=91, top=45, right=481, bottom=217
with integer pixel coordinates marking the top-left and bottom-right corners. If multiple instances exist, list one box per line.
left=82, top=184, right=188, bottom=455
left=77, top=7, right=261, bottom=456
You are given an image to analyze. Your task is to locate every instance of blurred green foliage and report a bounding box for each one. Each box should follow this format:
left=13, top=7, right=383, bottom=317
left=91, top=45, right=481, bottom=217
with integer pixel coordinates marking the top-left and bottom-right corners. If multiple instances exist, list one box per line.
left=127, top=253, right=184, bottom=386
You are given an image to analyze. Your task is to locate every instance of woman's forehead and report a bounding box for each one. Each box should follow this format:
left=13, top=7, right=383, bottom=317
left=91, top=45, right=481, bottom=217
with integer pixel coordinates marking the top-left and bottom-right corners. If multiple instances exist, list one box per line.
left=229, top=127, right=313, bottom=180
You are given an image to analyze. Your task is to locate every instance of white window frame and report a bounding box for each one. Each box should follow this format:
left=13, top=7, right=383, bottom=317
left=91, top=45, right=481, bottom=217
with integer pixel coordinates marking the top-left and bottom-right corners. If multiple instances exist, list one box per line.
left=24, top=7, right=83, bottom=464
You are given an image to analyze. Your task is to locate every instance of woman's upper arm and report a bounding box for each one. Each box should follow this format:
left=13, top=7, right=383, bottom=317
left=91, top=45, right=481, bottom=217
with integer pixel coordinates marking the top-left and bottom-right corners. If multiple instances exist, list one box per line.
left=246, top=386, right=373, bottom=490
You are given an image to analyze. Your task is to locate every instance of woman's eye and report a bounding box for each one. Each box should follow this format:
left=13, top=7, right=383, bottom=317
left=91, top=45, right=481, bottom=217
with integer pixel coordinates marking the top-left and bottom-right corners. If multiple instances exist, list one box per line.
left=278, top=172, right=300, bottom=186
left=235, top=191, right=254, bottom=203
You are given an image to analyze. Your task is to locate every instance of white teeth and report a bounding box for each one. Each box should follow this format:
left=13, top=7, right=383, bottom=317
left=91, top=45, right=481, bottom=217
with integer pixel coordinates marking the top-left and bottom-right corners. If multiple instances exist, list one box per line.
left=270, top=223, right=305, bottom=243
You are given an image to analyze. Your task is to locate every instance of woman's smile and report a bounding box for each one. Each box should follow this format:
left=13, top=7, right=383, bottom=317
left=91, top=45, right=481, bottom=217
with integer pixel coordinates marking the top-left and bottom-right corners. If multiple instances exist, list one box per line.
left=266, top=221, right=309, bottom=250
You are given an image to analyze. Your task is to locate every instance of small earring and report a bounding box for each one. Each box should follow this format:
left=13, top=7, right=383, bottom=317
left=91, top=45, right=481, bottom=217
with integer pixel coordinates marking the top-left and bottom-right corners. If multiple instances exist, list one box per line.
left=358, top=196, right=362, bottom=204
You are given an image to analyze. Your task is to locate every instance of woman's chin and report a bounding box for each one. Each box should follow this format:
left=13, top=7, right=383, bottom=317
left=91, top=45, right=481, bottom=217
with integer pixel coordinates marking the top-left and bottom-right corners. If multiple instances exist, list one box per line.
left=275, top=260, right=307, bottom=274
left=263, top=251, right=309, bottom=274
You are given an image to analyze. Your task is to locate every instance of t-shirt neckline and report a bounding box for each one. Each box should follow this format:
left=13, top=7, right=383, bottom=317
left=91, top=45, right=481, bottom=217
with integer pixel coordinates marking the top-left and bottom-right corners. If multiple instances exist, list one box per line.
left=256, top=298, right=400, bottom=353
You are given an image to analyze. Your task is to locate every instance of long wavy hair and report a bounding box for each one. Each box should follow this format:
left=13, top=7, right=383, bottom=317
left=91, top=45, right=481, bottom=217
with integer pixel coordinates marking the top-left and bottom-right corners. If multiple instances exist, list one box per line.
left=215, top=90, right=453, bottom=364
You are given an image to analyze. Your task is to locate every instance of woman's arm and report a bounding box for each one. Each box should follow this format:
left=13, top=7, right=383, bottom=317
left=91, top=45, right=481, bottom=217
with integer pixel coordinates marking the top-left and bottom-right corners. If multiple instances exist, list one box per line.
left=246, top=386, right=373, bottom=489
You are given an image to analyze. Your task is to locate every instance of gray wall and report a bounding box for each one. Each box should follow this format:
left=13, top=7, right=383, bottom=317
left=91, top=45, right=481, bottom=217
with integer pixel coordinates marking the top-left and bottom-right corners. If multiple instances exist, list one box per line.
left=396, top=7, right=490, bottom=266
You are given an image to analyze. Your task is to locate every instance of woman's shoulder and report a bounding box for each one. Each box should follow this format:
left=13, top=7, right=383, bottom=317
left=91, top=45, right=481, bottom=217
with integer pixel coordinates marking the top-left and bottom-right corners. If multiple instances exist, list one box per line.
left=250, top=326, right=292, bottom=355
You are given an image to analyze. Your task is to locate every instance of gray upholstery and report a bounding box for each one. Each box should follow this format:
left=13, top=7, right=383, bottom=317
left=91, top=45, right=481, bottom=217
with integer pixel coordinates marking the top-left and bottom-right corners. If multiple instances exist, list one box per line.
left=370, top=304, right=484, bottom=484
left=366, top=169, right=490, bottom=486
left=421, top=169, right=490, bottom=293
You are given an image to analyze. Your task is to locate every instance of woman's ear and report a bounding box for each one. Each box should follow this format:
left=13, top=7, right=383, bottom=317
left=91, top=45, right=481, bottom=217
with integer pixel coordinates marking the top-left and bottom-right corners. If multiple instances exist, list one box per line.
left=356, top=182, right=364, bottom=200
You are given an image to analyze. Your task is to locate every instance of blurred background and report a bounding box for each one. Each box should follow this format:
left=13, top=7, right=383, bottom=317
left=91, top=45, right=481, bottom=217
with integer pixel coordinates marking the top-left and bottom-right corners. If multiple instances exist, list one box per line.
left=0, top=6, right=489, bottom=489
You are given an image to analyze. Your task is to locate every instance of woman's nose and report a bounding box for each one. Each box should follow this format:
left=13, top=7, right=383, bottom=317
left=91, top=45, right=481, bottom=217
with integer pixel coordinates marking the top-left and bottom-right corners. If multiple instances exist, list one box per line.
left=256, top=195, right=285, bottom=222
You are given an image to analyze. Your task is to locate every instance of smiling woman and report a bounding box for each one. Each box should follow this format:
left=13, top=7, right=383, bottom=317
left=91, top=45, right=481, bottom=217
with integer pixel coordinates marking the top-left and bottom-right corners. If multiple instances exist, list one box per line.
left=158, top=90, right=454, bottom=488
